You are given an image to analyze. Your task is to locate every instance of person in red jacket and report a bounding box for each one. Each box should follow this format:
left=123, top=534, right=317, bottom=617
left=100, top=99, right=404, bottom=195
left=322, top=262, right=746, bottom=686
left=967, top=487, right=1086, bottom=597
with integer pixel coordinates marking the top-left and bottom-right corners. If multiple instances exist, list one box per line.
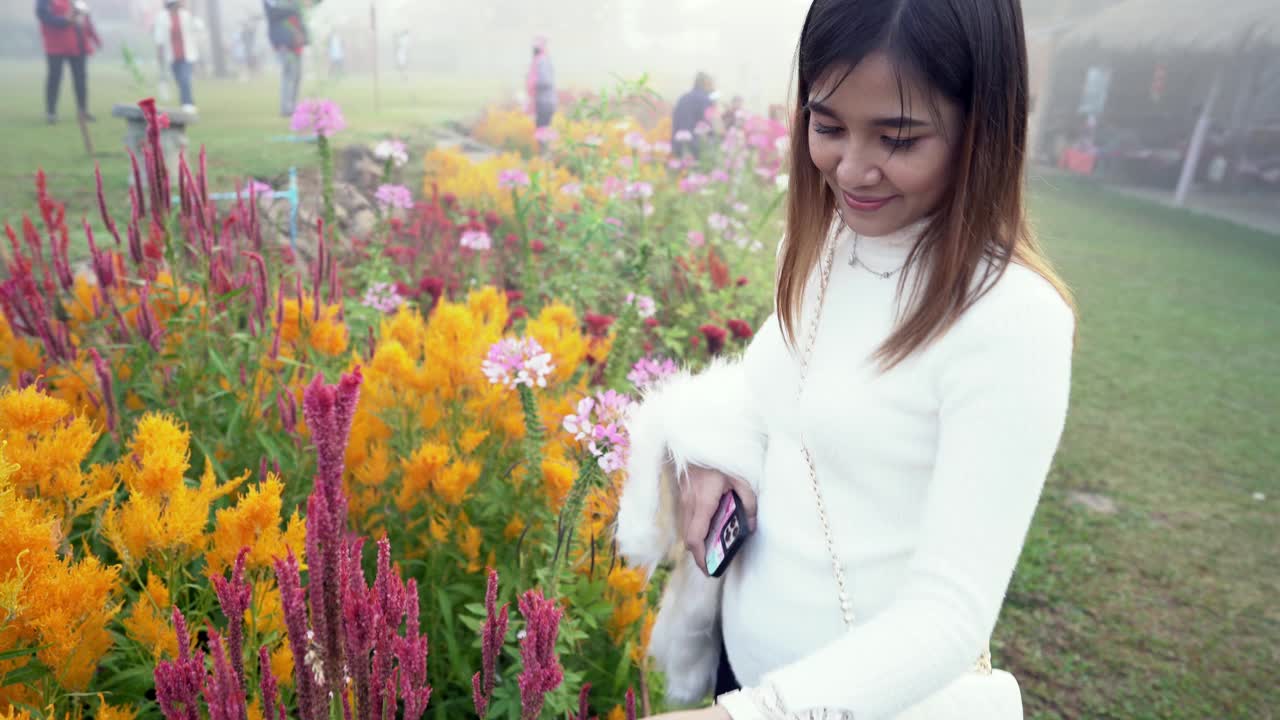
left=36, top=0, right=101, bottom=124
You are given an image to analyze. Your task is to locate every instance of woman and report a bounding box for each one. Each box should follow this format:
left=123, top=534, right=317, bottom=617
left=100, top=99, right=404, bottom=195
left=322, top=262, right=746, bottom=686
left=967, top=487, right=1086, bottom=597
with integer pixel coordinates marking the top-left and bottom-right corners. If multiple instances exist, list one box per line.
left=36, top=0, right=101, bottom=124
left=616, top=1, right=1075, bottom=719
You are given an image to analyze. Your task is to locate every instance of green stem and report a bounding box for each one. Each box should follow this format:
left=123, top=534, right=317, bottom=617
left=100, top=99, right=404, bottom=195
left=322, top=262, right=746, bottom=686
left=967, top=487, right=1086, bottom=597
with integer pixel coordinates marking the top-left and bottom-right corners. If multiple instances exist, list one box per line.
left=518, top=383, right=544, bottom=486
left=319, top=134, right=335, bottom=236
left=548, top=460, right=599, bottom=599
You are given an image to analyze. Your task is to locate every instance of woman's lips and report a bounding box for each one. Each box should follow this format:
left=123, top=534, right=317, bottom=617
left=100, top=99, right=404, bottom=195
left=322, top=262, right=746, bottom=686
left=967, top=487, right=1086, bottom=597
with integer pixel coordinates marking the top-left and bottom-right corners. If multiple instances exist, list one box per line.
left=843, top=191, right=896, bottom=212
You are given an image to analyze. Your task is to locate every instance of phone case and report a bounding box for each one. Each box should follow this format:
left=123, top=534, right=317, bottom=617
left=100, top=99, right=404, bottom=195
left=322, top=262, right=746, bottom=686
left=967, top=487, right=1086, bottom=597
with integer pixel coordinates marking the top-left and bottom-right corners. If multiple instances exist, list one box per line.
left=705, top=490, right=751, bottom=578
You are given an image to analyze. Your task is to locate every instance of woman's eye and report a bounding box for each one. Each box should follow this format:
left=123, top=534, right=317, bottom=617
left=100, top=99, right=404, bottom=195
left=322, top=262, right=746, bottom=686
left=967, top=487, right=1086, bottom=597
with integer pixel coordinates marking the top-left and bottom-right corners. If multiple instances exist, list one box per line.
left=812, top=121, right=843, bottom=136
left=882, top=135, right=919, bottom=151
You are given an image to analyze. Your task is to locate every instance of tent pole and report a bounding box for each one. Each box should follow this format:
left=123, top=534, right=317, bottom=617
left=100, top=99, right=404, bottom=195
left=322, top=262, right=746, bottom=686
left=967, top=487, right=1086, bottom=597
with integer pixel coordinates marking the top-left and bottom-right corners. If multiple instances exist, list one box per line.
left=1174, top=67, right=1223, bottom=207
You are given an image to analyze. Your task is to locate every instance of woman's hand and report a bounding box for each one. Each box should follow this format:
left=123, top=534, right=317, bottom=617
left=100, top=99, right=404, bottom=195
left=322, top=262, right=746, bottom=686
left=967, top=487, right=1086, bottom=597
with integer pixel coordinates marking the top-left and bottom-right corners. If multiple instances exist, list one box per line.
left=645, top=706, right=731, bottom=720
left=679, top=465, right=757, bottom=575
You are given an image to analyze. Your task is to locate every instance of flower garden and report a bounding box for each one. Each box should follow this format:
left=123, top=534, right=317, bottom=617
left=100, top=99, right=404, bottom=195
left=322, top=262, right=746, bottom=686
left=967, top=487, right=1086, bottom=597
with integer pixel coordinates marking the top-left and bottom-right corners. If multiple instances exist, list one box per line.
left=0, top=86, right=790, bottom=720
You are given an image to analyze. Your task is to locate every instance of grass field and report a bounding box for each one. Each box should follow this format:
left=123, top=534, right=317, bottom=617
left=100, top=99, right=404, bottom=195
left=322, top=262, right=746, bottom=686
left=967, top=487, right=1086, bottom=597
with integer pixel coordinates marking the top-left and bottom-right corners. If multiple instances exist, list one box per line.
left=0, top=59, right=502, bottom=236
left=1004, top=176, right=1278, bottom=719
left=1, top=60, right=1277, bottom=719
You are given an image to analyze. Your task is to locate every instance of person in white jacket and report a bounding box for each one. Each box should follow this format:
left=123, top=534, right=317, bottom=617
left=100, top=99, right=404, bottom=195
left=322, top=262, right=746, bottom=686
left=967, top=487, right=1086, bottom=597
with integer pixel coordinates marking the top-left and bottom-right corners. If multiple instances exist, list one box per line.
left=152, top=0, right=202, bottom=113
left=616, top=1, right=1075, bottom=719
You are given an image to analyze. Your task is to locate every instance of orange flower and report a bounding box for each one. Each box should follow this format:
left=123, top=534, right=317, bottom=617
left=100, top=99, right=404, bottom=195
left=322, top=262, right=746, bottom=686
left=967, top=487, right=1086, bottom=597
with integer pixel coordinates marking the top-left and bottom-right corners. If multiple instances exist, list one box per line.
left=607, top=566, right=646, bottom=597
left=542, top=456, right=576, bottom=508
left=398, top=441, right=451, bottom=511
left=207, top=473, right=306, bottom=574
left=459, top=428, right=489, bottom=455
left=504, top=515, right=526, bottom=540
left=608, top=596, right=647, bottom=642
left=434, top=459, right=482, bottom=506
left=121, top=573, right=178, bottom=659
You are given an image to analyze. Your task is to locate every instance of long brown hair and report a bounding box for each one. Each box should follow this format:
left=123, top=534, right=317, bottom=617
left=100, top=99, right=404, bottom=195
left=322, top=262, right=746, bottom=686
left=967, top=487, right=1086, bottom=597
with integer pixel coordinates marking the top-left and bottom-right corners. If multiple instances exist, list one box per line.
left=777, top=0, right=1074, bottom=367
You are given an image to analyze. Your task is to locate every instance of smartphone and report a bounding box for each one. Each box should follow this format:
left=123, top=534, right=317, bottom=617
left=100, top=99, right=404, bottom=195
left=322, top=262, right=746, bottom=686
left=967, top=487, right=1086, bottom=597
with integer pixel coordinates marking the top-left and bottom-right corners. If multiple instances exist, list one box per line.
left=704, top=490, right=752, bottom=578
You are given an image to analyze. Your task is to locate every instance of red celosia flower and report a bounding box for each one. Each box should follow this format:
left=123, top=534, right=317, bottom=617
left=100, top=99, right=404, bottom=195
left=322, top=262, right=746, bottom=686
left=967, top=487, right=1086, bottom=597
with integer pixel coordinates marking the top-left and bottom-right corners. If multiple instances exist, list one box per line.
left=531, top=239, right=546, bottom=253
left=736, top=275, right=749, bottom=287
left=699, top=324, right=727, bottom=354
left=727, top=319, right=753, bottom=340
left=643, top=317, right=659, bottom=329
left=584, top=312, right=615, bottom=337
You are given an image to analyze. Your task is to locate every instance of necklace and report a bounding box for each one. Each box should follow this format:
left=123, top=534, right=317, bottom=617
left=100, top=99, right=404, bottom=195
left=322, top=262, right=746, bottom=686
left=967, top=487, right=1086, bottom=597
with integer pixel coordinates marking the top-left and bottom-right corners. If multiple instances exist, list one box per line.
left=848, top=234, right=905, bottom=279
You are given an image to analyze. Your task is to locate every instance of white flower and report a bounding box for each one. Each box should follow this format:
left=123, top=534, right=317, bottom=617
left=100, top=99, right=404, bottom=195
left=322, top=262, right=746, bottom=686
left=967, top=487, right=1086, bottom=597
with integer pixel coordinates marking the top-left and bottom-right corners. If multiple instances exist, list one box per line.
left=626, top=293, right=657, bottom=319
left=460, top=230, right=493, bottom=251
left=373, top=139, right=409, bottom=167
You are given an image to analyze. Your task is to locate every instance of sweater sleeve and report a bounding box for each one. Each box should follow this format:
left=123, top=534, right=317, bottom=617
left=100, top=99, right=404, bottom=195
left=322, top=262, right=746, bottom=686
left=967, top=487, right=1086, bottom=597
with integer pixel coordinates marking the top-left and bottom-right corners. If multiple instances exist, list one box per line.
left=761, top=273, right=1075, bottom=719
left=616, top=355, right=769, bottom=570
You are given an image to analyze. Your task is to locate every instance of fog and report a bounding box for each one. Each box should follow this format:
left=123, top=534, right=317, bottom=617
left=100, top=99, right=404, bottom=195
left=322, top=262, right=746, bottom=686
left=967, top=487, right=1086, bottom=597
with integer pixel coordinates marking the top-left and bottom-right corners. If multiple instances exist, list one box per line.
left=5, top=0, right=1277, bottom=228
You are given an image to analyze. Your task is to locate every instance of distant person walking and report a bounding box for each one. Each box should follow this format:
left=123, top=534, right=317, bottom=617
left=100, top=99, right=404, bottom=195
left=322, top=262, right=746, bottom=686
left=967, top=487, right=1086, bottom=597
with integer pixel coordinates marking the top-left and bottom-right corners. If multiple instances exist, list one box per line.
left=394, top=30, right=410, bottom=81
left=263, top=0, right=307, bottom=117
left=36, top=0, right=101, bottom=125
left=327, top=30, right=344, bottom=78
left=153, top=0, right=202, bottom=114
left=527, top=37, right=555, bottom=129
left=672, top=72, right=716, bottom=158
left=240, top=20, right=259, bottom=76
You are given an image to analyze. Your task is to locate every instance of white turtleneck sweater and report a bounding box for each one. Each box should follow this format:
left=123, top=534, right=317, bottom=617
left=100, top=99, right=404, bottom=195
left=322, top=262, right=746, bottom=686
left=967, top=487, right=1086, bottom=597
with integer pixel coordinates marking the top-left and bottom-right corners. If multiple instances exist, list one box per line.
left=618, top=220, right=1075, bottom=719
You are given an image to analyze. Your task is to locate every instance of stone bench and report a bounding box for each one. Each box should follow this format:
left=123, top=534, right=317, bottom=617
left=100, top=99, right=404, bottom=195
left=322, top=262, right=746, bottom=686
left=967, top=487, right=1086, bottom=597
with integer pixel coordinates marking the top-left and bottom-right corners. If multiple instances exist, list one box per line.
left=111, top=104, right=198, bottom=185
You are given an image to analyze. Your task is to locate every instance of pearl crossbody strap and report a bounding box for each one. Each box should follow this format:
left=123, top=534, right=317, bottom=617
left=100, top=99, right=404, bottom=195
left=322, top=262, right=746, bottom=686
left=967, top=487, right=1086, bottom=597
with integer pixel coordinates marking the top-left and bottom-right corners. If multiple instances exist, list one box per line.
left=796, top=230, right=992, bottom=673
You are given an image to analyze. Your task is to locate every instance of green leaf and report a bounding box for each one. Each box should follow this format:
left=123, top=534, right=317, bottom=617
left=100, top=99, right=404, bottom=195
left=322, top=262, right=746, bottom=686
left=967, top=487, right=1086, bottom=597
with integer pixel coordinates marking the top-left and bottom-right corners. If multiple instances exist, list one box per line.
left=1, top=661, right=51, bottom=687
left=0, top=644, right=46, bottom=663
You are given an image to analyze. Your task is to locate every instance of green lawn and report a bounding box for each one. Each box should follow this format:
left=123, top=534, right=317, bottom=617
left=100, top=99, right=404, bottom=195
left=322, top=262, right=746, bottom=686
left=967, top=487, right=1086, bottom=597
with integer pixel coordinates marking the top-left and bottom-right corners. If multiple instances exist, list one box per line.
left=0, top=59, right=501, bottom=236
left=1004, top=177, right=1279, bottom=719
left=1, top=58, right=1277, bottom=720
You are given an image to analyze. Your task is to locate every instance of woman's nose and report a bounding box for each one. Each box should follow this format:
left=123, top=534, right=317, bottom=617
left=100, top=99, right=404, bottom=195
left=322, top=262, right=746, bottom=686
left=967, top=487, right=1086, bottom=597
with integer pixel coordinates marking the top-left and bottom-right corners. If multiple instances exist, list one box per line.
left=837, top=142, right=883, bottom=188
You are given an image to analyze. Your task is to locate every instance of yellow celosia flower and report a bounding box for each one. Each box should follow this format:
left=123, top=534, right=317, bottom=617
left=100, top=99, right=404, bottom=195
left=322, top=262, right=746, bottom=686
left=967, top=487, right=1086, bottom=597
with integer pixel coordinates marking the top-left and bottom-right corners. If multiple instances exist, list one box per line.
left=271, top=642, right=294, bottom=687
left=503, top=515, right=526, bottom=541
left=122, top=413, right=191, bottom=497
left=434, top=460, right=482, bottom=507
left=471, top=108, right=536, bottom=152
left=456, top=515, right=483, bottom=573
left=428, top=515, right=450, bottom=544
left=606, top=706, right=626, bottom=720
left=466, top=286, right=509, bottom=333
left=0, top=384, right=73, bottom=434
left=96, top=700, right=137, bottom=720
left=353, top=442, right=393, bottom=489
left=458, top=428, right=489, bottom=455
left=542, top=456, right=576, bottom=508
left=248, top=578, right=286, bottom=638
left=102, top=459, right=243, bottom=566
left=608, top=596, right=647, bottom=642
left=607, top=566, right=646, bottom=597
left=630, top=609, right=656, bottom=665
left=279, top=296, right=348, bottom=357
left=121, top=573, right=178, bottom=659
left=0, top=312, right=42, bottom=377
left=381, top=306, right=428, bottom=357
left=398, top=441, right=451, bottom=512
left=527, top=303, right=590, bottom=386
left=22, top=553, right=121, bottom=691
left=0, top=440, right=17, bottom=485
left=207, top=473, right=305, bottom=574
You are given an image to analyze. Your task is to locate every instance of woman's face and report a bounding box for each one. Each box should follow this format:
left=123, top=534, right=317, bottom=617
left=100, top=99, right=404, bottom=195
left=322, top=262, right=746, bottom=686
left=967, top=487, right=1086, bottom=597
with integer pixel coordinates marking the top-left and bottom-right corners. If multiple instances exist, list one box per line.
left=807, top=52, right=962, bottom=238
